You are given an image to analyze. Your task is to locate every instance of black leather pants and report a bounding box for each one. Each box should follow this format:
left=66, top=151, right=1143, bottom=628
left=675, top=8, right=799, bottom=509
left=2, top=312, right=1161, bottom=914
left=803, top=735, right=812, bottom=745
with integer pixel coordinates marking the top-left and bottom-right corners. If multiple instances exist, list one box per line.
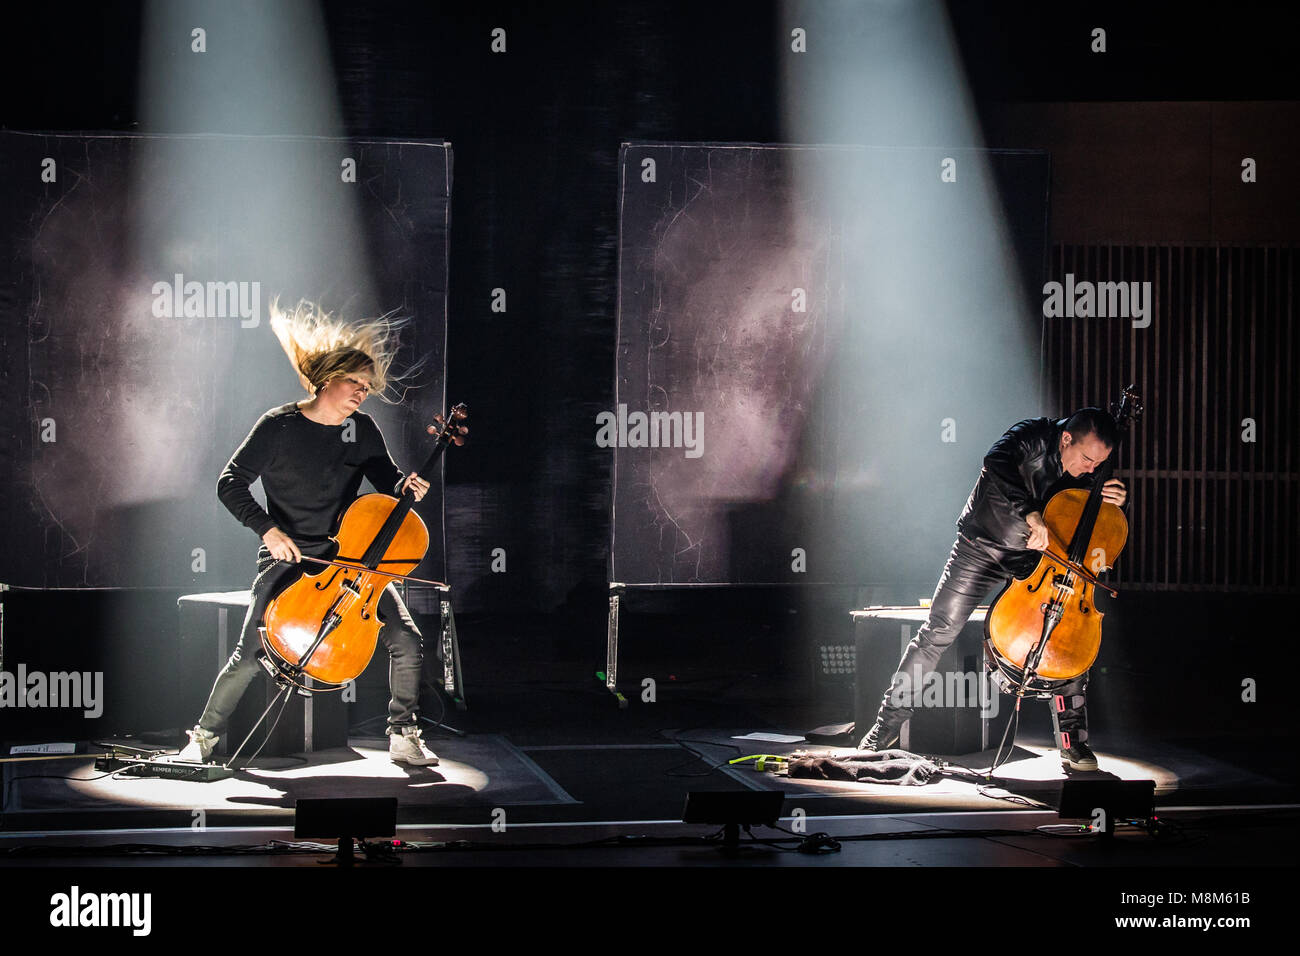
left=874, top=533, right=1089, bottom=747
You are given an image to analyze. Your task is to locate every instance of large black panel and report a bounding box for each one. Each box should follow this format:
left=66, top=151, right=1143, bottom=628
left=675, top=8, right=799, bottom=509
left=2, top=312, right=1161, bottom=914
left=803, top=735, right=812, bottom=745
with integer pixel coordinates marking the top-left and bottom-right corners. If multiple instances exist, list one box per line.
left=612, top=143, right=1048, bottom=586
left=0, top=132, right=451, bottom=589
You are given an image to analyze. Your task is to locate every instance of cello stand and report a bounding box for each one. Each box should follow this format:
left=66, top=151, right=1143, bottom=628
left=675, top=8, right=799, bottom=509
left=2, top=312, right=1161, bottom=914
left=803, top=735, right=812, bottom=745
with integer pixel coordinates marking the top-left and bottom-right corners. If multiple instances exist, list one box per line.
left=415, top=583, right=467, bottom=736
left=424, top=586, right=467, bottom=736
left=353, top=582, right=468, bottom=738
left=419, top=711, right=465, bottom=738
left=435, top=587, right=468, bottom=712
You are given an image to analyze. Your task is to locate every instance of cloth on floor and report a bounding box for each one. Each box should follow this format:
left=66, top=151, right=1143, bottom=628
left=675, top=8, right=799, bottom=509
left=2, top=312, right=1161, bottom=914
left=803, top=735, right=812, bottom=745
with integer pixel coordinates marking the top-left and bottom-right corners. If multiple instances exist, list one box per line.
left=788, top=749, right=939, bottom=785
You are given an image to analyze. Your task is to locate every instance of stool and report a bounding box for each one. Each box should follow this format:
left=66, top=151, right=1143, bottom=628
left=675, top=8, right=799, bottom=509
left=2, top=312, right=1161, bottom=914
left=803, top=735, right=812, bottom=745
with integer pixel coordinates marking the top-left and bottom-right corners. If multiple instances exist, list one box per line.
left=851, top=605, right=1011, bottom=754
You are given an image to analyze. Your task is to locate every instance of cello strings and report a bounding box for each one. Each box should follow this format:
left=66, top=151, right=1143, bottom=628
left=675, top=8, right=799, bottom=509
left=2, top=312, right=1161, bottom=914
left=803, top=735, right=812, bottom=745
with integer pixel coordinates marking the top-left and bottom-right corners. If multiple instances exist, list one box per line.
left=286, top=566, right=389, bottom=678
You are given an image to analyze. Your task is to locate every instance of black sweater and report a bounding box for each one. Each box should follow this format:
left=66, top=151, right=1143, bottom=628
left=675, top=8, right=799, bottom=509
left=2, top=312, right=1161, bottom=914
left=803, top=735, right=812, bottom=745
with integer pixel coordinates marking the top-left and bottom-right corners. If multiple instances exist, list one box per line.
left=216, top=403, right=406, bottom=545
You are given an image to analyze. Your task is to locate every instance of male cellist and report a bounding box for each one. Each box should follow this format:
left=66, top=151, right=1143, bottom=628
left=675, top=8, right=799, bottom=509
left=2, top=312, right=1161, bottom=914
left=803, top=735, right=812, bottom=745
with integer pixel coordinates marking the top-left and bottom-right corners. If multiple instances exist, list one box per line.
left=859, top=409, right=1127, bottom=771
left=179, top=299, right=444, bottom=767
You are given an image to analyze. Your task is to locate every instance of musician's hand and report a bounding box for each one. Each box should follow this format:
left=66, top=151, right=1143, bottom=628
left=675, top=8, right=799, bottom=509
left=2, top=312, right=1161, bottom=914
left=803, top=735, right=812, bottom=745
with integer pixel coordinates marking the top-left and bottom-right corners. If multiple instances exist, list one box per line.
left=1025, top=511, right=1049, bottom=551
left=1102, top=478, right=1127, bottom=507
left=263, top=527, right=302, bottom=563
left=402, top=472, right=430, bottom=502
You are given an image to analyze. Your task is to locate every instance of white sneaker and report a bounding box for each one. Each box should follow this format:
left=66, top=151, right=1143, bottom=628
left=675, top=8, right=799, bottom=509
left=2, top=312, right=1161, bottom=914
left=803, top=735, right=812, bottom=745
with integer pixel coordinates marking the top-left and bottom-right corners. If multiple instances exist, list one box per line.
left=179, top=726, right=219, bottom=763
left=389, top=726, right=439, bottom=766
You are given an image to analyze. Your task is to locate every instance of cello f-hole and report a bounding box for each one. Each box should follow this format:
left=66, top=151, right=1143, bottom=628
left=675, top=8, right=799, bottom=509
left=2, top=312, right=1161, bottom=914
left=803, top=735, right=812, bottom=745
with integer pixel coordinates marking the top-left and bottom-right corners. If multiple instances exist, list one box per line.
left=359, top=585, right=379, bottom=620
left=315, top=567, right=342, bottom=590
left=1027, top=565, right=1056, bottom=593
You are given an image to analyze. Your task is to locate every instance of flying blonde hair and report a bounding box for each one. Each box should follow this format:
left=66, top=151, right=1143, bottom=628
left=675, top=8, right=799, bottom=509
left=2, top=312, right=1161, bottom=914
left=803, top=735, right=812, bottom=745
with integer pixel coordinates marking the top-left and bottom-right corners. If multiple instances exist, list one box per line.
left=268, top=297, right=406, bottom=403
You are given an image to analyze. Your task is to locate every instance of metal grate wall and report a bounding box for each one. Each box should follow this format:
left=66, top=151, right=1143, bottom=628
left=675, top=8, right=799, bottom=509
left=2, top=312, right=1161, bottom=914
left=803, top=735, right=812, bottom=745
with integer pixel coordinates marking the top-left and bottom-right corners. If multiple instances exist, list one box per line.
left=1043, top=244, right=1297, bottom=592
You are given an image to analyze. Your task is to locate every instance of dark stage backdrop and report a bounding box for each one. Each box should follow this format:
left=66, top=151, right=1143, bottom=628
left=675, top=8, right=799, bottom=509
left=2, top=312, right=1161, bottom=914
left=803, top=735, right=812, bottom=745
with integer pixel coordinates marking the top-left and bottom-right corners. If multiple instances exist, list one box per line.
left=0, top=131, right=450, bottom=590
left=611, top=143, right=1049, bottom=586
left=4, top=3, right=1294, bottom=613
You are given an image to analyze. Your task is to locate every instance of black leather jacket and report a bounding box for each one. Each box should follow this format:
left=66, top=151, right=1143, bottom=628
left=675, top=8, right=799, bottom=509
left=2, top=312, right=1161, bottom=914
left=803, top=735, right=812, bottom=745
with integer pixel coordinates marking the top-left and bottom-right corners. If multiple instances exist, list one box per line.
left=956, top=417, right=1096, bottom=551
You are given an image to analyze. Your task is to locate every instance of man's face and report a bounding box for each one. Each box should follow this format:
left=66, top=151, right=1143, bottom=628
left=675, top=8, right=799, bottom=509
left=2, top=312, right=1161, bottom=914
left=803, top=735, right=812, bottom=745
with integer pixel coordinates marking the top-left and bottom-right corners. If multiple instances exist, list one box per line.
left=1060, top=430, right=1111, bottom=477
left=319, top=372, right=374, bottom=414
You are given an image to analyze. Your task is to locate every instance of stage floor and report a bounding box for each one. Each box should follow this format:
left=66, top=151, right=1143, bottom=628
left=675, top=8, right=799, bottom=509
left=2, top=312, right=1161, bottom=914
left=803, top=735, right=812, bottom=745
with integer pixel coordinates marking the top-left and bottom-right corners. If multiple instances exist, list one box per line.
left=1, top=724, right=1293, bottom=858
left=0, top=805, right=1294, bottom=868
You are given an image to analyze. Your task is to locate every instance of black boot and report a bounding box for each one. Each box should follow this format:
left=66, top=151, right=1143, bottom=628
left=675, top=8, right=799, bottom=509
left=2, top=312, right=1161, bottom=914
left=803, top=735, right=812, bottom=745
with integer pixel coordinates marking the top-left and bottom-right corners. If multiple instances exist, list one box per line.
left=857, top=710, right=908, bottom=752
left=1051, top=683, right=1097, bottom=771
left=1060, top=739, right=1097, bottom=771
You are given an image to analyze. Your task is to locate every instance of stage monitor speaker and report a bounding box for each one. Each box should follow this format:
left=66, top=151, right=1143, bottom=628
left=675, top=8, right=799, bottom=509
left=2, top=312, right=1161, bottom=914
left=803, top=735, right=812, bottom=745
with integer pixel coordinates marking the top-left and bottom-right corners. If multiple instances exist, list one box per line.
left=294, top=797, right=398, bottom=840
left=1058, top=779, right=1156, bottom=827
left=683, top=790, right=787, bottom=852
left=295, top=796, right=398, bottom=865
left=682, top=790, right=785, bottom=826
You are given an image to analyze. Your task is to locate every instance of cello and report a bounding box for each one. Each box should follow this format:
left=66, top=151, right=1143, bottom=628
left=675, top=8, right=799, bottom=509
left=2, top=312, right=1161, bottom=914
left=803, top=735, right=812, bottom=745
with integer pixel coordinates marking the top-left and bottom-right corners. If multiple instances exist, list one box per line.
left=984, top=387, right=1142, bottom=696
left=258, top=404, right=469, bottom=692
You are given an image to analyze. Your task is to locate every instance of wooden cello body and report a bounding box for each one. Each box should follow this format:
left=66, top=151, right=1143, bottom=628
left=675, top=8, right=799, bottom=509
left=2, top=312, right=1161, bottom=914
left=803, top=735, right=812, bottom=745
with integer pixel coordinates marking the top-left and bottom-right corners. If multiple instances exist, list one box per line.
left=258, top=404, right=467, bottom=691
left=261, top=495, right=429, bottom=688
left=984, top=388, right=1141, bottom=693
left=984, top=489, right=1128, bottom=683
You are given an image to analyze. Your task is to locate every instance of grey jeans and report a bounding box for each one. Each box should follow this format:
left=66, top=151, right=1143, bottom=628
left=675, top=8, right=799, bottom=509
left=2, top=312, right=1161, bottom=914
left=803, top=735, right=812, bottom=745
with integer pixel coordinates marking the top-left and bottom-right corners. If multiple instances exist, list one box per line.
left=197, top=542, right=424, bottom=735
